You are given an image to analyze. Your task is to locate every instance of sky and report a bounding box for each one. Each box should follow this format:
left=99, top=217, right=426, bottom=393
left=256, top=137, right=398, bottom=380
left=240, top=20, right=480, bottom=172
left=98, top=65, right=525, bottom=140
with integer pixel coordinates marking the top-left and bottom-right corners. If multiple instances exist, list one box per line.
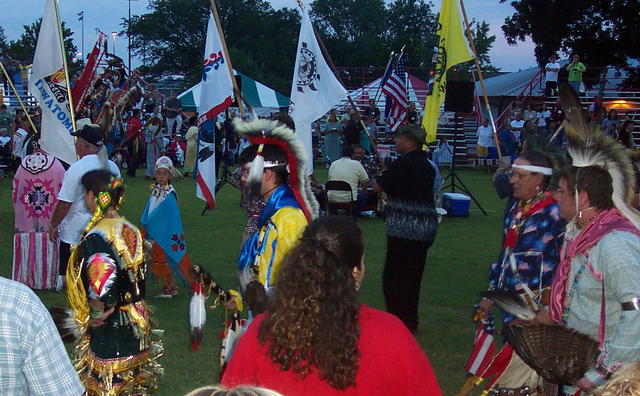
left=1, top=0, right=536, bottom=72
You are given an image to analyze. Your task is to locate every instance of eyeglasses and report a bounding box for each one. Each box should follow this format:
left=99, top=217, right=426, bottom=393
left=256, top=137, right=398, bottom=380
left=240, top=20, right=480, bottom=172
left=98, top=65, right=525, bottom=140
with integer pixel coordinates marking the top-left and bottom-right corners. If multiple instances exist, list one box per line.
left=507, top=170, right=534, bottom=180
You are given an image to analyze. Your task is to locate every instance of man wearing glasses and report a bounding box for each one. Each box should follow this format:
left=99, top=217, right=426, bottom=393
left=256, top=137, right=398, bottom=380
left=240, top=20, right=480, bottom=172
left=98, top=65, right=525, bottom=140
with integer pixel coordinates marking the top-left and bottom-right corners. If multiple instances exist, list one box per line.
left=476, top=151, right=566, bottom=393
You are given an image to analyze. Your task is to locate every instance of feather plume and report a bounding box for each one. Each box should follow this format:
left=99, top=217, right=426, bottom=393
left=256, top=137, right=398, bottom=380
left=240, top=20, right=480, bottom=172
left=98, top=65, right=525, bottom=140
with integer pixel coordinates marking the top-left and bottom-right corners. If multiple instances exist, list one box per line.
left=480, top=290, right=536, bottom=321
left=246, top=144, right=265, bottom=199
left=48, top=307, right=81, bottom=343
left=189, top=291, right=206, bottom=351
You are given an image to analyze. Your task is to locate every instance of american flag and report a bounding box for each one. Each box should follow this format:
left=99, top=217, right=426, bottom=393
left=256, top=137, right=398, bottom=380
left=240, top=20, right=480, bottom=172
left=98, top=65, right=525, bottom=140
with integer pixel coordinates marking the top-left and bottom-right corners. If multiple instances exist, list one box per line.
left=382, top=53, right=408, bottom=132
left=465, top=307, right=496, bottom=376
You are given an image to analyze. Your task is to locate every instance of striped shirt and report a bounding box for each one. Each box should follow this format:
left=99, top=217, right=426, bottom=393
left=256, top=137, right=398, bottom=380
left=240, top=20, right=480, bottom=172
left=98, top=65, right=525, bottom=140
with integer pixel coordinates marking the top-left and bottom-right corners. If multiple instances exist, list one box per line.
left=0, top=277, right=84, bottom=395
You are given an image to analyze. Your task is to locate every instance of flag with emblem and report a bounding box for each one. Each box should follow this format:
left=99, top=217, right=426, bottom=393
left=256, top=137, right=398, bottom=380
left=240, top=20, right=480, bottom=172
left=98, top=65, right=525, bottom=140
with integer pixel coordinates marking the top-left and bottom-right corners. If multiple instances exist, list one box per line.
left=196, top=11, right=234, bottom=210
left=382, top=53, right=408, bottom=132
left=29, top=0, right=76, bottom=165
left=422, top=0, right=473, bottom=143
left=289, top=7, right=347, bottom=174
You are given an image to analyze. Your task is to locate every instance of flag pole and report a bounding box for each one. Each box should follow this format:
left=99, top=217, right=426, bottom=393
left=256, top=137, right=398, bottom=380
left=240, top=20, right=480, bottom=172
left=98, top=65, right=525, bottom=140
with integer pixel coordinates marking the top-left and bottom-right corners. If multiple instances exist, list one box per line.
left=0, top=62, right=39, bottom=135
left=295, top=0, right=385, bottom=169
left=459, top=0, right=502, bottom=161
left=372, top=51, right=395, bottom=103
left=53, top=0, right=77, bottom=133
left=208, top=0, right=244, bottom=118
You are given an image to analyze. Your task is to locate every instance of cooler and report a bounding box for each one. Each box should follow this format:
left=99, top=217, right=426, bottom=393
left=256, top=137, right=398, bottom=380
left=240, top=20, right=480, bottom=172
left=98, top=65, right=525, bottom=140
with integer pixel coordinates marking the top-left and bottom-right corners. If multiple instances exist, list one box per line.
left=442, top=192, right=471, bottom=217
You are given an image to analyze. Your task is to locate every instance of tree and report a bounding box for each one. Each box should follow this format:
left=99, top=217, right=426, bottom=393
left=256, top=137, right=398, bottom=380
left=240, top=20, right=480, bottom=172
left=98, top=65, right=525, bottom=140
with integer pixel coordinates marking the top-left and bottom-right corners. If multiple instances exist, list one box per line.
left=311, top=0, right=388, bottom=74
left=0, top=27, right=8, bottom=52
left=8, top=19, right=80, bottom=73
left=461, top=20, right=498, bottom=73
left=501, top=0, right=640, bottom=68
left=125, top=0, right=299, bottom=93
left=384, top=0, right=438, bottom=69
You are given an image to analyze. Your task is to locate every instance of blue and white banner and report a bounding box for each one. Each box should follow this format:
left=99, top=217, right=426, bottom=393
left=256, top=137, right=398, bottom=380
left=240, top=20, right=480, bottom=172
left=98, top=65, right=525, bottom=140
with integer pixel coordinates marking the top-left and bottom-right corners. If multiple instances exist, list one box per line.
left=28, top=0, right=76, bottom=165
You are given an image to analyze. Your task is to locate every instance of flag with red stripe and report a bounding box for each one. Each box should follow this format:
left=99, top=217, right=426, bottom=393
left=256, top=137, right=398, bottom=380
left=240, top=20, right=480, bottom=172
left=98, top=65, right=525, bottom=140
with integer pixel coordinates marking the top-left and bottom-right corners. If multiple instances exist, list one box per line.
left=72, top=33, right=105, bottom=112
left=382, top=53, right=408, bottom=132
left=196, top=11, right=234, bottom=210
left=465, top=309, right=496, bottom=376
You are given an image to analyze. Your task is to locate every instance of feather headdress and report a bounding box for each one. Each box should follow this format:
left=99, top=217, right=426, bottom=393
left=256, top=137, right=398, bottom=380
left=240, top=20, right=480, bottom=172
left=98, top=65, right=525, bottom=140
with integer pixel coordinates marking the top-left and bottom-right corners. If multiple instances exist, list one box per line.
left=233, top=118, right=319, bottom=221
left=559, top=83, right=640, bottom=230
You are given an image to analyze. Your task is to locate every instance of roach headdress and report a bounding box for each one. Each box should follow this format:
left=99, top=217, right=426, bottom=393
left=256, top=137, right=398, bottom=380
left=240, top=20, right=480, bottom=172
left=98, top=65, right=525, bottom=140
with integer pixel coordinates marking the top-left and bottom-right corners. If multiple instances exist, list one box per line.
left=233, top=118, right=319, bottom=221
left=559, top=83, right=640, bottom=230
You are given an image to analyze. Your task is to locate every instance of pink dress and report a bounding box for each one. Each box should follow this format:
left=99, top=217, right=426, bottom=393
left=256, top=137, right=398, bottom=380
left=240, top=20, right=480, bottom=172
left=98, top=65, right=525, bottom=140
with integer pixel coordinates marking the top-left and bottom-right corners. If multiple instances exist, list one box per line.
left=12, top=151, right=65, bottom=289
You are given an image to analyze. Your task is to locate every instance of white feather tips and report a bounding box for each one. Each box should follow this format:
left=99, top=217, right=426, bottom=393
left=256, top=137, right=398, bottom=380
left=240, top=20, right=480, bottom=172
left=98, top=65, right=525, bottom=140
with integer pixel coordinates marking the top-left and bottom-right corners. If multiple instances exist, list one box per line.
left=189, top=293, right=206, bottom=329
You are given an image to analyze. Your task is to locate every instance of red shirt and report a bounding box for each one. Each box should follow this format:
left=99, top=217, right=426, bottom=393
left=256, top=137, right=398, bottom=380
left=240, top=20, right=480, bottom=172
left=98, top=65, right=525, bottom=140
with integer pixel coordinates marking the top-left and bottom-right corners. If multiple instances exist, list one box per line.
left=125, top=117, right=142, bottom=140
left=222, top=305, right=442, bottom=396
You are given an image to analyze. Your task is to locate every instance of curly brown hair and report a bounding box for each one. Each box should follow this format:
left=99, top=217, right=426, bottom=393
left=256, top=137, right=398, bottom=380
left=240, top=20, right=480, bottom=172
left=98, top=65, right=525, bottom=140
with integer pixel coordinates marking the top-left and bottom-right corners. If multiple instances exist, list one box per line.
left=258, top=216, right=363, bottom=390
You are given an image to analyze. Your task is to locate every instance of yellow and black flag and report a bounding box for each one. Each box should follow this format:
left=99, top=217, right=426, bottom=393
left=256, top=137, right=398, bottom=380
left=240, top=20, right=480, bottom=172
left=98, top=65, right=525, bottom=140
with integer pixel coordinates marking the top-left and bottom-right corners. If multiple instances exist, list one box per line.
left=422, top=0, right=473, bottom=143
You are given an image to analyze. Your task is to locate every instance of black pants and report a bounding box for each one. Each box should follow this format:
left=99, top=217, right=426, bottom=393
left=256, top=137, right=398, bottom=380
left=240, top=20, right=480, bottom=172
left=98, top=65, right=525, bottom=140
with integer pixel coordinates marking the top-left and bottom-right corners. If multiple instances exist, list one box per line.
left=59, top=241, right=71, bottom=276
left=544, top=81, right=558, bottom=97
left=383, top=236, right=432, bottom=332
left=126, top=142, right=141, bottom=177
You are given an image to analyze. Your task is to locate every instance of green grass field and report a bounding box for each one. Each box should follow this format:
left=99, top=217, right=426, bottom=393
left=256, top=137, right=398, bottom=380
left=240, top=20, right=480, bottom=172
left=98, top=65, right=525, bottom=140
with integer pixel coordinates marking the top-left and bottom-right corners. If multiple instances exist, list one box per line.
left=0, top=167, right=506, bottom=395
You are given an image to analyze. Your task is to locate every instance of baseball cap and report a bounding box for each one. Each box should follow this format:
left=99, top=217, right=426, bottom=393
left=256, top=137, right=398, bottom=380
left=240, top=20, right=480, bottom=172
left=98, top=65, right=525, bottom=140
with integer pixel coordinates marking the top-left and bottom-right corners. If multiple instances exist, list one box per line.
left=71, top=124, right=103, bottom=146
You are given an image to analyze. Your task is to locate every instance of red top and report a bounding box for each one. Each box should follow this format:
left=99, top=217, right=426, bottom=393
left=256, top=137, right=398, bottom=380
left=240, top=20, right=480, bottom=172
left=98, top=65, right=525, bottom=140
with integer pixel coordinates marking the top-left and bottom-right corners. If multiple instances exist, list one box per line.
left=222, top=305, right=442, bottom=396
left=125, top=117, right=142, bottom=140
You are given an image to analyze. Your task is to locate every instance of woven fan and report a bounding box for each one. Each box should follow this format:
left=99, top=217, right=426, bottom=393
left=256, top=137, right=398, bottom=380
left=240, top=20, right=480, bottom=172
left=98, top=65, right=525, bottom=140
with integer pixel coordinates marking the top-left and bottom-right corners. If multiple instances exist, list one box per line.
left=506, top=324, right=600, bottom=385
left=480, top=290, right=536, bottom=321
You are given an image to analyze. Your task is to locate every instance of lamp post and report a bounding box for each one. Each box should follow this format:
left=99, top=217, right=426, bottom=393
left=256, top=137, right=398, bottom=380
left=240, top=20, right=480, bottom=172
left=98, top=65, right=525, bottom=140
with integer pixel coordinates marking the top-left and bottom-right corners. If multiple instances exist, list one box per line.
left=111, top=32, right=117, bottom=54
left=126, top=0, right=139, bottom=71
left=77, top=11, right=84, bottom=61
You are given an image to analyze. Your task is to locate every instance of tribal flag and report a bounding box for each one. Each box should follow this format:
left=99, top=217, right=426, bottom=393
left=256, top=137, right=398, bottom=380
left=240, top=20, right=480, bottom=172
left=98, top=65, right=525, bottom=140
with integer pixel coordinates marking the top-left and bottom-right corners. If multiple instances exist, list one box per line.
left=196, top=11, right=234, bottom=210
left=289, top=7, right=347, bottom=174
left=29, top=0, right=76, bottom=165
left=382, top=53, right=408, bottom=132
left=422, top=0, right=473, bottom=143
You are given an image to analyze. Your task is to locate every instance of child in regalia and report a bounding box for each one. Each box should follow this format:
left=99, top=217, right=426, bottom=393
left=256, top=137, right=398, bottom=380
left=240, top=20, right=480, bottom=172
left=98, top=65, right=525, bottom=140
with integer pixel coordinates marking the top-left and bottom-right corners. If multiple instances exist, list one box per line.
left=65, top=169, right=163, bottom=395
left=141, top=155, right=192, bottom=297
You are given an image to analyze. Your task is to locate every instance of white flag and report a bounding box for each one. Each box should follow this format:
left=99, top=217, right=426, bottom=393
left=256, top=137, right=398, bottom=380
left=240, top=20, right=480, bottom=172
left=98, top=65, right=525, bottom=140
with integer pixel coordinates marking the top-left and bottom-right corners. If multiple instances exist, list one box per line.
left=289, top=8, right=347, bottom=174
left=29, top=0, right=76, bottom=165
left=196, top=12, right=234, bottom=210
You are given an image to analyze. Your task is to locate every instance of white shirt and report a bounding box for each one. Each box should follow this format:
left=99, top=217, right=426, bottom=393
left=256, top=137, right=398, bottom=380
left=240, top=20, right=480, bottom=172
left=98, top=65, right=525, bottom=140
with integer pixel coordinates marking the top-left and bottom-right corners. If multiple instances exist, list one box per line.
left=510, top=120, right=525, bottom=141
left=476, top=125, right=494, bottom=147
left=545, top=62, right=560, bottom=82
left=537, top=110, right=551, bottom=127
left=147, top=184, right=175, bottom=214
left=12, top=128, right=28, bottom=159
left=327, top=157, right=369, bottom=203
left=57, top=154, right=120, bottom=244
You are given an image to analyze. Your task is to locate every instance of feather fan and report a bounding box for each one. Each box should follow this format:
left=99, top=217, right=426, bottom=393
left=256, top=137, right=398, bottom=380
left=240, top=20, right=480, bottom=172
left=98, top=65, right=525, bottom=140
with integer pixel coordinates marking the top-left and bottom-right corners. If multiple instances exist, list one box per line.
left=480, top=290, right=536, bottom=321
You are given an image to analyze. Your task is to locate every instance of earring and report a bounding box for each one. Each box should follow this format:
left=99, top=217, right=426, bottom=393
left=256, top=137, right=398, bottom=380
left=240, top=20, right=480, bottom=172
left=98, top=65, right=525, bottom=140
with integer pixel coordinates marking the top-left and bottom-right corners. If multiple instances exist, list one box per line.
left=355, top=280, right=361, bottom=291
left=578, top=210, right=583, bottom=219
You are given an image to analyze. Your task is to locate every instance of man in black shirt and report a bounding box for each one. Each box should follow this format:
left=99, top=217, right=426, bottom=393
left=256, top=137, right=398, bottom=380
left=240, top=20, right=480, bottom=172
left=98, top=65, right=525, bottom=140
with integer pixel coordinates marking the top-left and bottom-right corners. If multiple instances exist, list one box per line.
left=374, top=124, right=437, bottom=332
left=406, top=102, right=419, bottom=125
left=342, top=112, right=363, bottom=149
left=164, top=92, right=183, bottom=136
left=363, top=99, right=380, bottom=123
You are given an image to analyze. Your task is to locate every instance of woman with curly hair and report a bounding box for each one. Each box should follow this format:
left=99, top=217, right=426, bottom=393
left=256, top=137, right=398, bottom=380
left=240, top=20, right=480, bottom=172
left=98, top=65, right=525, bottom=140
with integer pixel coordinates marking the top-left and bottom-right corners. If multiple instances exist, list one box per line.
left=221, top=216, right=441, bottom=395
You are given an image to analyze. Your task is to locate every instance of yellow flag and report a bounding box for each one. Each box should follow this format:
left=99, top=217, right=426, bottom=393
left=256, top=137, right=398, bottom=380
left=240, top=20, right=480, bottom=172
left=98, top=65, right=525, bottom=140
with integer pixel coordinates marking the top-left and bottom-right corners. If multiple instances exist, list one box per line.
left=422, top=0, right=474, bottom=143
